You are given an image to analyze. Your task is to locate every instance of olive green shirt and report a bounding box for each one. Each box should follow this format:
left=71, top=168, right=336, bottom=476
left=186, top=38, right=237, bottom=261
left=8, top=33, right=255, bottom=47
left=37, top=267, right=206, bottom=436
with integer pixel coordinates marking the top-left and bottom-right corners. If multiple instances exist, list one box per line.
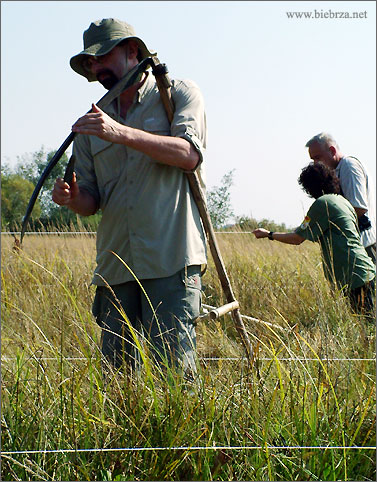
left=73, top=73, right=207, bottom=286
left=295, top=194, right=375, bottom=290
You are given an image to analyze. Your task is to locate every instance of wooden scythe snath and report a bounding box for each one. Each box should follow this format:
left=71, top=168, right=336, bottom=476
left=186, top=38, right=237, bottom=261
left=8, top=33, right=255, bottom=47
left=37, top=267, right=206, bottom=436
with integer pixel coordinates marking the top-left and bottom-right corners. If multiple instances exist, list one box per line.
left=151, top=59, right=254, bottom=368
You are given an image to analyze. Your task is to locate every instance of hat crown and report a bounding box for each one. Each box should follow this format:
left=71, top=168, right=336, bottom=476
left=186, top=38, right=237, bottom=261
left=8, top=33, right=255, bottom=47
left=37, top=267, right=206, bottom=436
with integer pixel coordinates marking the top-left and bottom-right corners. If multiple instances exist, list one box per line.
left=84, top=18, right=136, bottom=49
left=71, top=18, right=156, bottom=81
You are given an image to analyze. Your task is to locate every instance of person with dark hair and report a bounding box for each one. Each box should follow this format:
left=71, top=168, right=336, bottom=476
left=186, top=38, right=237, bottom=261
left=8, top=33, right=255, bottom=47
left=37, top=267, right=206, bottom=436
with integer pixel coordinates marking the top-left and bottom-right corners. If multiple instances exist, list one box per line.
left=52, top=19, right=207, bottom=374
left=253, top=162, right=375, bottom=318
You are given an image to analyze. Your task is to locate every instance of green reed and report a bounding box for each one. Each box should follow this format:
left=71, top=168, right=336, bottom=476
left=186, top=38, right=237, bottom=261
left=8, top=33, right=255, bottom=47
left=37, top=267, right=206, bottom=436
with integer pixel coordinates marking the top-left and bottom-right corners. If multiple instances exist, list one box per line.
left=1, top=232, right=375, bottom=480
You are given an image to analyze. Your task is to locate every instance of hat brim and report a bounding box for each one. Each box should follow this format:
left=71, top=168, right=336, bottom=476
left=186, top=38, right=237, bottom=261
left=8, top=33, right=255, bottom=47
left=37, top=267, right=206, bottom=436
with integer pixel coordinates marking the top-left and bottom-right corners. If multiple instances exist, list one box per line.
left=70, top=36, right=156, bottom=82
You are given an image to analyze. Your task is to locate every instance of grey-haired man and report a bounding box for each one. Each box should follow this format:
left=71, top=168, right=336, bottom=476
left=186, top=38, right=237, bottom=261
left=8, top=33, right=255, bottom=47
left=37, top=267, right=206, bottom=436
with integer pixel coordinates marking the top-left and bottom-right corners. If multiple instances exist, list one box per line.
left=52, top=19, right=207, bottom=375
left=306, top=132, right=376, bottom=263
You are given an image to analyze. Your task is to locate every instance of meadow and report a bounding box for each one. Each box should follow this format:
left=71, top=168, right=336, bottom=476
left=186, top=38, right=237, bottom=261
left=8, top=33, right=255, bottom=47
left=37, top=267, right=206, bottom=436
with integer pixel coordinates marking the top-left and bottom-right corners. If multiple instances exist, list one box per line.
left=1, top=231, right=375, bottom=481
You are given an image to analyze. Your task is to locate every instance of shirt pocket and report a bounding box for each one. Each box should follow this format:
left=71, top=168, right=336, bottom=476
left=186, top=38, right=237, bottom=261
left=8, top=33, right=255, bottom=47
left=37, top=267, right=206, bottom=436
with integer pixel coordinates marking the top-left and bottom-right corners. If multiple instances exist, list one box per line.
left=90, top=136, right=123, bottom=187
left=143, top=116, right=171, bottom=135
left=180, top=266, right=202, bottom=292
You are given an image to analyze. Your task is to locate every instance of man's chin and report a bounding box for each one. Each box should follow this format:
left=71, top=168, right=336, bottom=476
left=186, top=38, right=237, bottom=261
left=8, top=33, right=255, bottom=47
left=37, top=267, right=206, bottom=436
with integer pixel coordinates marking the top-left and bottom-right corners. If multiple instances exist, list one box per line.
left=97, top=72, right=119, bottom=90
left=99, top=78, right=118, bottom=90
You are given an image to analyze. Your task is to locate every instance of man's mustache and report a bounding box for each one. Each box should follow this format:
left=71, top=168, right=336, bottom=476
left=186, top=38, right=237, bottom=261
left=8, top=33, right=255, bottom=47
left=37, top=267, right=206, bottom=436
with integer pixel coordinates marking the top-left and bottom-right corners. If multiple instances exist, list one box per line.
left=96, top=69, right=119, bottom=90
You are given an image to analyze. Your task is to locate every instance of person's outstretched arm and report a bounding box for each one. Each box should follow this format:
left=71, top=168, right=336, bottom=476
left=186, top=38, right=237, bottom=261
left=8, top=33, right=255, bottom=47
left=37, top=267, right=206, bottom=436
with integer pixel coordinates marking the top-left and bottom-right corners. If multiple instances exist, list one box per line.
left=253, top=228, right=305, bottom=245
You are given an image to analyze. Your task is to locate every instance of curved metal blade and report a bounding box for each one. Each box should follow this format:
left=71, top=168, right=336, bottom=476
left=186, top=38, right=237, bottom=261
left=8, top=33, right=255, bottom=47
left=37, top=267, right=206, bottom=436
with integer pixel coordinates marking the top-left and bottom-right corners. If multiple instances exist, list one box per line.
left=20, top=57, right=153, bottom=244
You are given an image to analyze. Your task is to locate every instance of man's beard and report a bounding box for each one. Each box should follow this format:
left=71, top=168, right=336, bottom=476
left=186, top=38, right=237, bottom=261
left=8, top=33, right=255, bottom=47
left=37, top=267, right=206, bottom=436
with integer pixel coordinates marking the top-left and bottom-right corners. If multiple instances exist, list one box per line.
left=97, top=69, right=119, bottom=90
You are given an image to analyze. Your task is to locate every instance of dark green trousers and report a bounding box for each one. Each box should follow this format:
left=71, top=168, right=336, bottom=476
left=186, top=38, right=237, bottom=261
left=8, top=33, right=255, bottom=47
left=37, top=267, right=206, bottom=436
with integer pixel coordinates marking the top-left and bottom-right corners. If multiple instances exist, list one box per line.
left=365, top=243, right=376, bottom=265
left=92, top=265, right=202, bottom=374
left=349, top=278, right=376, bottom=322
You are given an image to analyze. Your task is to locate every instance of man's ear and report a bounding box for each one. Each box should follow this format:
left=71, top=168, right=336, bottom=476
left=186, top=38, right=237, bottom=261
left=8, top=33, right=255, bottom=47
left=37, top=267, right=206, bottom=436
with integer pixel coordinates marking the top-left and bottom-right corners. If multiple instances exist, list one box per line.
left=126, top=39, right=139, bottom=60
left=329, top=145, right=337, bottom=156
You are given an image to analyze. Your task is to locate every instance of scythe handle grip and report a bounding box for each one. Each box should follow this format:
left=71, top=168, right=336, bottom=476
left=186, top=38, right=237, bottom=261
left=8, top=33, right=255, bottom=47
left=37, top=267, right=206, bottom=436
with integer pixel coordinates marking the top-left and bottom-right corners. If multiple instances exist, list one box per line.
left=63, top=155, right=76, bottom=185
left=19, top=58, right=154, bottom=245
left=209, top=301, right=240, bottom=320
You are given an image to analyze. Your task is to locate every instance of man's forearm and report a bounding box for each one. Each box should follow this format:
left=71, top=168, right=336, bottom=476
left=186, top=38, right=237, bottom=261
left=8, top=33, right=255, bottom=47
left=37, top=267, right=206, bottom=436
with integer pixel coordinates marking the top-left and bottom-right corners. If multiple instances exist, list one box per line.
left=122, top=126, right=199, bottom=170
left=71, top=104, right=200, bottom=170
left=272, top=232, right=305, bottom=245
left=354, top=207, right=367, bottom=218
left=253, top=228, right=305, bottom=245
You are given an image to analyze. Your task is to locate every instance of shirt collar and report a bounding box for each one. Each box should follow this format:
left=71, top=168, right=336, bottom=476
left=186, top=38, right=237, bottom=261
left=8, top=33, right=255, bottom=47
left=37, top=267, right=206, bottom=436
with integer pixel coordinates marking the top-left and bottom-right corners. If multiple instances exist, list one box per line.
left=105, top=71, right=154, bottom=117
left=135, top=71, right=155, bottom=104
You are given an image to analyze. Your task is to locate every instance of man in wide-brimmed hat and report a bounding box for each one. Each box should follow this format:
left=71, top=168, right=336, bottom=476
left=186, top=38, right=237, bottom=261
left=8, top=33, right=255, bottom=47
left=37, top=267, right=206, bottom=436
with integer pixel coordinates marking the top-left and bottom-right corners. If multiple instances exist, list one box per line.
left=52, top=18, right=207, bottom=376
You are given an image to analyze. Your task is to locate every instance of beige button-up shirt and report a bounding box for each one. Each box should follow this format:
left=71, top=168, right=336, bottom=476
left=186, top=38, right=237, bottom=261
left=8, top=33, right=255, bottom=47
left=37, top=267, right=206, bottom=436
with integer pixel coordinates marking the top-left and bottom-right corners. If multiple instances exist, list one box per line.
left=73, top=72, right=207, bottom=286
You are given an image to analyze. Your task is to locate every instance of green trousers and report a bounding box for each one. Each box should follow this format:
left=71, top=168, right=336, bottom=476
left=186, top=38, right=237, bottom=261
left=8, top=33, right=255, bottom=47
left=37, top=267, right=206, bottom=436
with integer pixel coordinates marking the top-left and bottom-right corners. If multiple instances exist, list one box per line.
left=349, top=278, right=375, bottom=322
left=366, top=243, right=376, bottom=265
left=92, top=265, right=202, bottom=374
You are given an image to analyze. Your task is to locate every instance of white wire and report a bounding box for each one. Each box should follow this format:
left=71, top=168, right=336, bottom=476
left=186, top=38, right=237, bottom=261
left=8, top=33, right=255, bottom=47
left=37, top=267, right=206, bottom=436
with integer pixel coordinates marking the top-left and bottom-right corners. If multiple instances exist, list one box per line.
left=2, top=232, right=96, bottom=235
left=201, top=357, right=375, bottom=362
left=1, top=356, right=374, bottom=362
left=1, top=445, right=375, bottom=456
left=2, top=231, right=254, bottom=236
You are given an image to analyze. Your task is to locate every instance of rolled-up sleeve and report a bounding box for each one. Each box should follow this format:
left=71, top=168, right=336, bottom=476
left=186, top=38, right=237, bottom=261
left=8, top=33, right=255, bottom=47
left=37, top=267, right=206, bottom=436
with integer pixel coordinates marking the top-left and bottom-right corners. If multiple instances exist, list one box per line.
left=171, top=79, right=207, bottom=168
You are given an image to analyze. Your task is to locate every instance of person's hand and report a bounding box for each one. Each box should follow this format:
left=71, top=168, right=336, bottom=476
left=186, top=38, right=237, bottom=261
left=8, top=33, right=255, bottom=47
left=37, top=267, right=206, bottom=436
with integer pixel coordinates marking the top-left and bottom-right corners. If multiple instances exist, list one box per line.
left=71, top=104, right=125, bottom=143
left=52, top=172, right=79, bottom=206
left=252, top=228, right=269, bottom=239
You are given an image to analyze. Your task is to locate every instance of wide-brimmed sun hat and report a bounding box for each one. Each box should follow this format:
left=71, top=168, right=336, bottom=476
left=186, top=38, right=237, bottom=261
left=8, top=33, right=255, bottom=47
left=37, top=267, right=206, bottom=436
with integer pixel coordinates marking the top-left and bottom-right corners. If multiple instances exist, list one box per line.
left=70, top=18, right=157, bottom=82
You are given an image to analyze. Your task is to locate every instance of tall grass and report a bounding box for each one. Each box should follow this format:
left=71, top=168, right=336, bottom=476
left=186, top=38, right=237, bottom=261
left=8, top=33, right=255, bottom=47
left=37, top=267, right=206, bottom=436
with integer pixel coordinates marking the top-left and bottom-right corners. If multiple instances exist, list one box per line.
left=1, top=231, right=375, bottom=481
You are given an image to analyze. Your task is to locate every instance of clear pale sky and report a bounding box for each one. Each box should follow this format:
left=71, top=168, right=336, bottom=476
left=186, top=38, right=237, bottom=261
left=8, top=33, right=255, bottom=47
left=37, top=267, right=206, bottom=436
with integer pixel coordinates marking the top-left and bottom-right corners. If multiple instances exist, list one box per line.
left=2, top=1, right=376, bottom=227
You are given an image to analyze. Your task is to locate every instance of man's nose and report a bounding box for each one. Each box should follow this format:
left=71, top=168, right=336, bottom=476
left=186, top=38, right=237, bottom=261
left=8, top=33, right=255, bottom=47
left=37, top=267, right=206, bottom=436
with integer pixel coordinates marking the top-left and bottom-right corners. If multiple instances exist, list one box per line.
left=85, top=56, right=104, bottom=72
left=90, top=59, right=106, bottom=74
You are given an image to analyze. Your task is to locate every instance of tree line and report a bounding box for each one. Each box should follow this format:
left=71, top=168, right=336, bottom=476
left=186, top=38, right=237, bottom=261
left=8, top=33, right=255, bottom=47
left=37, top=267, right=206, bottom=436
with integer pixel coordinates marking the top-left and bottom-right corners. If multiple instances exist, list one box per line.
left=1, top=147, right=287, bottom=233
left=1, top=148, right=100, bottom=232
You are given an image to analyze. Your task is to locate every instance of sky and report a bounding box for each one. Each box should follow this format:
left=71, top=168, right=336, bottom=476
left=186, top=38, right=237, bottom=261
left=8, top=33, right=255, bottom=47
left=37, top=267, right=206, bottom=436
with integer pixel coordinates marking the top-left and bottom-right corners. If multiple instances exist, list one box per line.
left=1, top=1, right=376, bottom=228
